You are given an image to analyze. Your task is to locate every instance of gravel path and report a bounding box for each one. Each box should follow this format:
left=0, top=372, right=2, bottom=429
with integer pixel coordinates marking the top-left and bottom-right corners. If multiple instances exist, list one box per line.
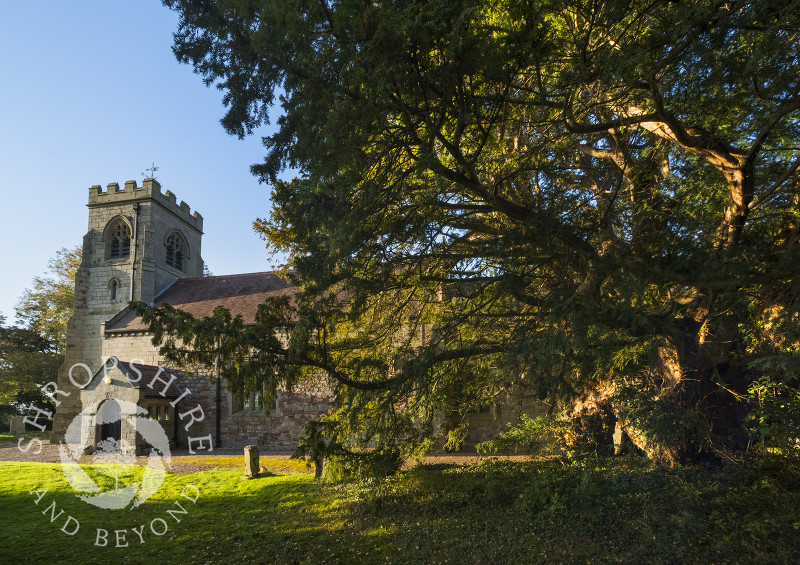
left=0, top=441, right=65, bottom=463
left=0, top=440, right=293, bottom=473
left=1, top=438, right=533, bottom=474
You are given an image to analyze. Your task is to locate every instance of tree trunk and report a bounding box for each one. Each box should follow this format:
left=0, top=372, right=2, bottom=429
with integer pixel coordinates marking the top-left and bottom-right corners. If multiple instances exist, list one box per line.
left=619, top=321, right=751, bottom=465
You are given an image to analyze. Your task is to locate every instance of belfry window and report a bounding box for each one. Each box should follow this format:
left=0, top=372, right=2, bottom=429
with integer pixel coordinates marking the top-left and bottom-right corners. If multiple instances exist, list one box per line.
left=108, top=220, right=131, bottom=259
left=165, top=232, right=185, bottom=271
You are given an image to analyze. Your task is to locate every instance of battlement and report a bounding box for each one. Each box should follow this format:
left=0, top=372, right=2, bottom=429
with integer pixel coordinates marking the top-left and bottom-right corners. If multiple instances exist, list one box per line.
left=88, top=178, right=203, bottom=231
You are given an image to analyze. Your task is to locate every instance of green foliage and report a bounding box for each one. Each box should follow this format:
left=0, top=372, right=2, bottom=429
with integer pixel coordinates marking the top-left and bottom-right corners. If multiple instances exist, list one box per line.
left=14, top=246, right=80, bottom=352
left=322, top=449, right=404, bottom=483
left=477, top=408, right=628, bottom=458
left=476, top=414, right=564, bottom=456
left=341, top=455, right=800, bottom=563
left=745, top=373, right=800, bottom=455
left=162, top=0, right=800, bottom=463
left=1, top=246, right=78, bottom=420
left=292, top=419, right=338, bottom=479
left=293, top=419, right=409, bottom=482
left=614, top=385, right=710, bottom=463
left=561, top=404, right=616, bottom=456
left=0, top=316, right=61, bottom=417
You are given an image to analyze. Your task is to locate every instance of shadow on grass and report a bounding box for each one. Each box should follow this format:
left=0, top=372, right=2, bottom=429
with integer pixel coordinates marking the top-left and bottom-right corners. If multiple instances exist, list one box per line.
left=1, top=457, right=799, bottom=564
left=330, top=456, right=800, bottom=564
left=0, top=463, right=372, bottom=564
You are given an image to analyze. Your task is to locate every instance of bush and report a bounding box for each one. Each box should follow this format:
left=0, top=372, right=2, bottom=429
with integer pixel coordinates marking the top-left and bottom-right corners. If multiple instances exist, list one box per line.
left=476, top=414, right=565, bottom=455
left=322, top=448, right=403, bottom=483
left=745, top=376, right=800, bottom=456
left=477, top=408, right=617, bottom=458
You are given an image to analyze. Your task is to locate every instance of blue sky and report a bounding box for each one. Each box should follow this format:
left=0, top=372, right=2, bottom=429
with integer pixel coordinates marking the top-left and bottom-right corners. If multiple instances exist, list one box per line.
left=0, top=2, right=287, bottom=320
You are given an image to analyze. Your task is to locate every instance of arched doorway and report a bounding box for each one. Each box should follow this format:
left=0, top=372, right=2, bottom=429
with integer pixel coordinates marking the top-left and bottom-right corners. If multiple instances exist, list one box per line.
left=96, top=399, right=121, bottom=444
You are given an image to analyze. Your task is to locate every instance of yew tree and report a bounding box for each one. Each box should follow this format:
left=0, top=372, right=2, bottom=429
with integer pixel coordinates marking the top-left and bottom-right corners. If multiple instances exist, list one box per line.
left=161, top=0, right=800, bottom=462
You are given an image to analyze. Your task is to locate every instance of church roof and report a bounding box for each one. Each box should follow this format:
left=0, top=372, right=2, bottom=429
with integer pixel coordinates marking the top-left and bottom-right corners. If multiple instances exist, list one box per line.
left=117, top=361, right=187, bottom=399
left=105, top=271, right=297, bottom=333
left=90, top=359, right=187, bottom=399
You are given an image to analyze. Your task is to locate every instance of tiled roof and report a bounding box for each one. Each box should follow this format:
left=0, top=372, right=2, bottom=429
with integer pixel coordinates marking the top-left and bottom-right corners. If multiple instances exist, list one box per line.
left=116, top=361, right=187, bottom=399
left=97, top=359, right=187, bottom=399
left=106, top=271, right=297, bottom=333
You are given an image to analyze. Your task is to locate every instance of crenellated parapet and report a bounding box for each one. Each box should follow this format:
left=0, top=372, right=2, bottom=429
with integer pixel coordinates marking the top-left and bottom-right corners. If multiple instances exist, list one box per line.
left=88, top=178, right=204, bottom=231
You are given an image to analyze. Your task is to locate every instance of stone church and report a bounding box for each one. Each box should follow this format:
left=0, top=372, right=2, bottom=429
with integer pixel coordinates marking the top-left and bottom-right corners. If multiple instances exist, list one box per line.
left=50, top=179, right=335, bottom=454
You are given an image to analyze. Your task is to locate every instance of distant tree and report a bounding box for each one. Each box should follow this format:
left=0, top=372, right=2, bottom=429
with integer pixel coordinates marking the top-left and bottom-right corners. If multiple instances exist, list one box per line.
left=0, top=315, right=61, bottom=420
left=159, top=0, right=800, bottom=464
left=15, top=246, right=80, bottom=352
left=2, top=247, right=79, bottom=422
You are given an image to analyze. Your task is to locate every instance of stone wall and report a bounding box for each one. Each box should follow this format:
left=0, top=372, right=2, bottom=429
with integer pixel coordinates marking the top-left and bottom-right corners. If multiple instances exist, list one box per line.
left=224, top=375, right=337, bottom=450
left=168, top=370, right=337, bottom=452
left=102, top=333, right=163, bottom=367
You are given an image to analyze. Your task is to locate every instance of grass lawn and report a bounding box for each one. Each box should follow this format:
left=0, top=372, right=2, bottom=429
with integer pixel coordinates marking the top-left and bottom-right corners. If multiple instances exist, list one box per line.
left=0, top=433, right=50, bottom=444
left=1, top=456, right=798, bottom=564
left=175, top=454, right=312, bottom=474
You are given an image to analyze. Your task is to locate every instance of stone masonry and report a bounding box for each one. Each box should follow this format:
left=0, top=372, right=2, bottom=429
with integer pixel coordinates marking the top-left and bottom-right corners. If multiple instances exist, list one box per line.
left=52, top=179, right=203, bottom=442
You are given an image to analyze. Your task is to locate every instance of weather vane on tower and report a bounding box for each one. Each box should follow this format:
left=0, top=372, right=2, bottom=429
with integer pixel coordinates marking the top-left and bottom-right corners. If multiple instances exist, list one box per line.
left=141, top=162, right=159, bottom=180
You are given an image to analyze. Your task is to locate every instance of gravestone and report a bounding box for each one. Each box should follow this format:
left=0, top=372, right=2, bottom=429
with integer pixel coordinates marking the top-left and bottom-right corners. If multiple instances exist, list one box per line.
left=244, top=445, right=259, bottom=478
left=9, top=416, right=25, bottom=435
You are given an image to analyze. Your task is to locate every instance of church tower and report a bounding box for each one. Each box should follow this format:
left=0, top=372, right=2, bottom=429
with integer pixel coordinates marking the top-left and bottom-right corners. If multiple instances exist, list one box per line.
left=51, top=178, right=203, bottom=442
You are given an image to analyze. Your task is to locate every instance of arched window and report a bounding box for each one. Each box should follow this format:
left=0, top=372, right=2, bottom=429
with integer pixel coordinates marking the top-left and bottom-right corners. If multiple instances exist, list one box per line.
left=165, top=232, right=186, bottom=271
left=110, top=278, right=118, bottom=300
left=108, top=220, right=131, bottom=259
